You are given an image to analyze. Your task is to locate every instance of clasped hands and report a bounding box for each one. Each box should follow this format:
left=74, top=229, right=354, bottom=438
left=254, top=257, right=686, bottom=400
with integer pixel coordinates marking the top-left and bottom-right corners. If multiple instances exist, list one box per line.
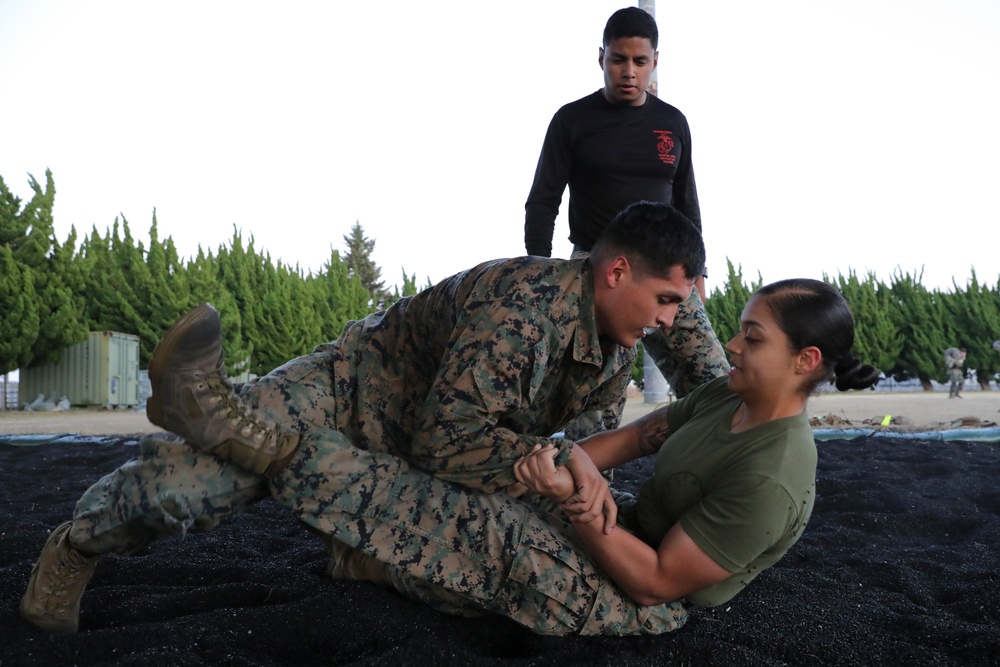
left=510, top=442, right=617, bottom=532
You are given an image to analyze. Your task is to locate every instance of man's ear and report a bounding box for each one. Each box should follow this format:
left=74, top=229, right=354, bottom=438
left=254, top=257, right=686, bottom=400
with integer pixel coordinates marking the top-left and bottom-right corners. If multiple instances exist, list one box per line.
left=598, top=46, right=606, bottom=70
left=796, top=347, right=823, bottom=375
left=602, top=256, right=631, bottom=289
left=653, top=50, right=659, bottom=71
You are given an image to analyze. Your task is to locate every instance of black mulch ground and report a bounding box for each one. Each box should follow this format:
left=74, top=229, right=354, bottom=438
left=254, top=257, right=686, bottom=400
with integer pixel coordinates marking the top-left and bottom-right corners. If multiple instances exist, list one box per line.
left=2, top=436, right=998, bottom=666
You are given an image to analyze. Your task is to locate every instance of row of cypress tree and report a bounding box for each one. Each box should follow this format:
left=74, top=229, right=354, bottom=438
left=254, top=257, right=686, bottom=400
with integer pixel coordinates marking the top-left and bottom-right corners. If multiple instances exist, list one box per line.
left=702, top=262, right=1000, bottom=389
left=0, top=171, right=420, bottom=379
left=3, top=171, right=997, bottom=389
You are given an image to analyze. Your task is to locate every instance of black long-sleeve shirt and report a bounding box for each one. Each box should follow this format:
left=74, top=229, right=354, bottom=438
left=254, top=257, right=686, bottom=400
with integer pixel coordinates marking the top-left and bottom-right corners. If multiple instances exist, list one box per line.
left=524, top=90, right=701, bottom=257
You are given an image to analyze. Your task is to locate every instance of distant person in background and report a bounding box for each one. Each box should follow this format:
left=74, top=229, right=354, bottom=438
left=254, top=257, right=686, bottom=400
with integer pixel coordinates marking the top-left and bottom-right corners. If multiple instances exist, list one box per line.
left=523, top=6, right=728, bottom=412
left=945, top=347, right=967, bottom=398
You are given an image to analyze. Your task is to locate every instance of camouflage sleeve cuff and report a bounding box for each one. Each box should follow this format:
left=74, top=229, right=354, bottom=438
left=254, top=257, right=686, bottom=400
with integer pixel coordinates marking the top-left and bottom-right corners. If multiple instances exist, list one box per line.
left=551, top=436, right=574, bottom=468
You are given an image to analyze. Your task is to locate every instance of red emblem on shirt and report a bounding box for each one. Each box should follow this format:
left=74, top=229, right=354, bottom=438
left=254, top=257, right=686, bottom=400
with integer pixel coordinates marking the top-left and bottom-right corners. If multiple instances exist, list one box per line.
left=654, top=130, right=676, bottom=165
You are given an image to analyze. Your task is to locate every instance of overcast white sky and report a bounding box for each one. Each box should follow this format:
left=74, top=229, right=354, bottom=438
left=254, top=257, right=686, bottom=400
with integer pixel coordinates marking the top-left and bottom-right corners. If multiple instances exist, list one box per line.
left=1, top=0, right=997, bottom=294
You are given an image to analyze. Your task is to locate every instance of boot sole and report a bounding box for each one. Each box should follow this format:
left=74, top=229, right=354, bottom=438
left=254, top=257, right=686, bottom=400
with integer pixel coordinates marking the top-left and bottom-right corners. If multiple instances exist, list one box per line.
left=146, top=303, right=219, bottom=429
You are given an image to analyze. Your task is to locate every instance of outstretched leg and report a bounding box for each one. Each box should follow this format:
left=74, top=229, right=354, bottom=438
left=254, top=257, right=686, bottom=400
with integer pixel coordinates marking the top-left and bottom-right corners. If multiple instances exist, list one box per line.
left=20, top=436, right=268, bottom=632
left=21, top=302, right=336, bottom=633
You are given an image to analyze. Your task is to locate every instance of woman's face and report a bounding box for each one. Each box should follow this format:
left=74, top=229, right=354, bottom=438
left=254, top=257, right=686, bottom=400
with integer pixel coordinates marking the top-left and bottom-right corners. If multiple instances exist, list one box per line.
left=725, top=294, right=803, bottom=400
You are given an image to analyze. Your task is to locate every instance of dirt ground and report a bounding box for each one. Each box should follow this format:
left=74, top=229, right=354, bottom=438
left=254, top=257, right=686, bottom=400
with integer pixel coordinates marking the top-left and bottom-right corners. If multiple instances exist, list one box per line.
left=1, top=390, right=997, bottom=436
left=0, top=406, right=164, bottom=436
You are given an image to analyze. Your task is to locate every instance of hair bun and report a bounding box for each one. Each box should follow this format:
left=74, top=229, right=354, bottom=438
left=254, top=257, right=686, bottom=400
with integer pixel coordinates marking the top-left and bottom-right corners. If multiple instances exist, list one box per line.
left=834, top=354, right=880, bottom=391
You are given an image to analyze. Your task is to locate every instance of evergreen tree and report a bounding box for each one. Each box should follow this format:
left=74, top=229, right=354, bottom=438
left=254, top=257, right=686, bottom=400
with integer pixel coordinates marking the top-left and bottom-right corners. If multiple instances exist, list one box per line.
left=80, top=225, right=145, bottom=338
left=1, top=171, right=88, bottom=367
left=252, top=261, right=324, bottom=375
left=832, top=271, right=901, bottom=378
left=27, top=229, right=89, bottom=368
left=186, top=249, right=250, bottom=378
left=309, top=248, right=373, bottom=343
left=342, top=221, right=385, bottom=304
left=888, top=270, right=948, bottom=389
left=0, top=175, right=40, bottom=370
left=216, top=228, right=269, bottom=371
left=108, top=216, right=164, bottom=362
left=944, top=271, right=1000, bottom=389
left=383, top=269, right=423, bottom=309
left=215, top=231, right=323, bottom=377
left=0, top=244, right=39, bottom=374
left=141, top=211, right=190, bottom=357
left=0, top=176, right=22, bottom=246
left=704, top=259, right=761, bottom=347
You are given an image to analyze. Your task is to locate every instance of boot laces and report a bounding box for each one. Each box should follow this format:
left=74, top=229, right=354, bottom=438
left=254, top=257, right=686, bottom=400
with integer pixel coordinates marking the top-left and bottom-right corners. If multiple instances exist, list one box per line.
left=203, top=372, right=278, bottom=445
left=41, top=550, right=90, bottom=611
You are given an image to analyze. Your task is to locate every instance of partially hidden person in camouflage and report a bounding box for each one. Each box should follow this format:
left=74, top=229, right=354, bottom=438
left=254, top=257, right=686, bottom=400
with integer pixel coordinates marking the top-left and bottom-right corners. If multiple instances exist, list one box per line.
left=21, top=201, right=704, bottom=636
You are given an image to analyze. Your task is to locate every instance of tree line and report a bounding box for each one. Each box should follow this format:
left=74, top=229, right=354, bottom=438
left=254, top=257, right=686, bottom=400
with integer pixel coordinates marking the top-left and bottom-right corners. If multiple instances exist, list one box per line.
left=1, top=171, right=422, bottom=379
left=3, top=171, right=998, bottom=390
left=702, top=262, right=1000, bottom=390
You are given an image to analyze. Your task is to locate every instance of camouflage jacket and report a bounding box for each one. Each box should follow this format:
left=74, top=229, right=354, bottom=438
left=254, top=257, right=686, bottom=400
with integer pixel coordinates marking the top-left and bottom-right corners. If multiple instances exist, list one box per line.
left=320, top=256, right=634, bottom=492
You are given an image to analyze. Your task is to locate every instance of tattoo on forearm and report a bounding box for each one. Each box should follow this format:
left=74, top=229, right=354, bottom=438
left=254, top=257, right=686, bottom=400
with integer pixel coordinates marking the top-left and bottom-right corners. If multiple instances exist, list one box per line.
left=635, top=411, right=670, bottom=452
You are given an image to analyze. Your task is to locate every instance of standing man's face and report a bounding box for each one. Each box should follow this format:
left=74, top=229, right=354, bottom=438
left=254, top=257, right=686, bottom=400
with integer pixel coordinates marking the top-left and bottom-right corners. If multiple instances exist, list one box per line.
left=599, top=36, right=658, bottom=107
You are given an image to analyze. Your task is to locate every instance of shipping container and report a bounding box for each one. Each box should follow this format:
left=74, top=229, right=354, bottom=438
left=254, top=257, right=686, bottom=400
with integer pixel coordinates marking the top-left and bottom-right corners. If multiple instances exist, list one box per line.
left=19, top=331, right=140, bottom=408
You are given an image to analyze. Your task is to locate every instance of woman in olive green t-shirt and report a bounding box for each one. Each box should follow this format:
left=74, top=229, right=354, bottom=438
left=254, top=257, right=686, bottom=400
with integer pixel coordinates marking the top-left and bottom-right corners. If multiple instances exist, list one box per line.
left=517, top=278, right=880, bottom=610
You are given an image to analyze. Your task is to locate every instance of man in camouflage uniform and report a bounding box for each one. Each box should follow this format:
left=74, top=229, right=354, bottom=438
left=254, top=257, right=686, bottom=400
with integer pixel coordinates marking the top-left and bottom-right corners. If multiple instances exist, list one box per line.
left=21, top=202, right=700, bottom=636
left=945, top=347, right=967, bottom=398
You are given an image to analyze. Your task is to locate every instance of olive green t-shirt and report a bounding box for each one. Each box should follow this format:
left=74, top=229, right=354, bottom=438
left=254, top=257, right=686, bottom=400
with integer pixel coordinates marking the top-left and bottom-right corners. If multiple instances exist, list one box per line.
left=635, top=376, right=817, bottom=607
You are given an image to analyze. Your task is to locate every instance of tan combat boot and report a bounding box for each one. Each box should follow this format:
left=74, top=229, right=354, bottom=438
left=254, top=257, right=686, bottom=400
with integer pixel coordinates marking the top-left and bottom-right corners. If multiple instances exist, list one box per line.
left=327, top=539, right=394, bottom=589
left=20, top=522, right=98, bottom=633
left=146, top=303, right=300, bottom=477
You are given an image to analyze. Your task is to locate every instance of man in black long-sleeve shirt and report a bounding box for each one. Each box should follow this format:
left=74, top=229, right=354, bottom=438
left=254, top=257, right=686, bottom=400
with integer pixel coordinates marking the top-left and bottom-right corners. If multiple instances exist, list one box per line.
left=524, top=6, right=727, bottom=406
left=524, top=90, right=700, bottom=259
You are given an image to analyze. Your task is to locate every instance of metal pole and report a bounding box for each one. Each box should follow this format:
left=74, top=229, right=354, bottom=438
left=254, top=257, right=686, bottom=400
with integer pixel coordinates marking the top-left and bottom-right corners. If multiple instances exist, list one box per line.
left=638, top=0, right=658, bottom=97
left=637, top=0, right=670, bottom=404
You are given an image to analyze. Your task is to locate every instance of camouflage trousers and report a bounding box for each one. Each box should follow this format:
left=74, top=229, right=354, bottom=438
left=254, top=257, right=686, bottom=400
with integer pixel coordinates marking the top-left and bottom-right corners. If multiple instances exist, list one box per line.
left=563, top=250, right=729, bottom=441
left=639, top=288, right=730, bottom=398
left=948, top=369, right=964, bottom=396
left=67, top=354, right=688, bottom=637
